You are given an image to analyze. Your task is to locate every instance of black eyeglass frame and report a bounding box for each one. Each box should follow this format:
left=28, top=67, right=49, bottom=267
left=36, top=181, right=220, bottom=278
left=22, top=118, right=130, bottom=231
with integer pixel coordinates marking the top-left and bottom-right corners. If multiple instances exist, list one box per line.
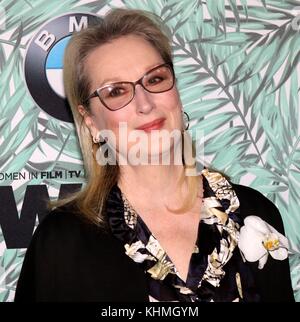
left=83, top=62, right=175, bottom=111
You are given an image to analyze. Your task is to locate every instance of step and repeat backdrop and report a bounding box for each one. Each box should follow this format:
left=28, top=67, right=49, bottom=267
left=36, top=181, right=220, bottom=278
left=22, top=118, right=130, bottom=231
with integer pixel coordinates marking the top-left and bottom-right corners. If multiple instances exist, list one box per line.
left=0, top=0, right=299, bottom=301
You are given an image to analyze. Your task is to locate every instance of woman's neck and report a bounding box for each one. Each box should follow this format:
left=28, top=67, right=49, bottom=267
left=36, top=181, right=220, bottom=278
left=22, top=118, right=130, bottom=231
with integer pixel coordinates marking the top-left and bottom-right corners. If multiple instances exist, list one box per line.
left=118, top=164, right=188, bottom=209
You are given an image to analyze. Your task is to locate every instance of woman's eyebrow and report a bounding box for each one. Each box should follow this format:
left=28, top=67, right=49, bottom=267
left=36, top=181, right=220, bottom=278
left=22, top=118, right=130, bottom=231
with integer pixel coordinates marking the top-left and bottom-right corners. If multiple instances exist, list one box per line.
left=98, top=76, right=123, bottom=87
left=98, top=62, right=165, bottom=87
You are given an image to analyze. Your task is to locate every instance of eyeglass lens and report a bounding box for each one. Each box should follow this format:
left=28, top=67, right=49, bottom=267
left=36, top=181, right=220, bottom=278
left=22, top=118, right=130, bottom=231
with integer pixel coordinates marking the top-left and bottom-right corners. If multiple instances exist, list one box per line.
left=98, top=65, right=174, bottom=110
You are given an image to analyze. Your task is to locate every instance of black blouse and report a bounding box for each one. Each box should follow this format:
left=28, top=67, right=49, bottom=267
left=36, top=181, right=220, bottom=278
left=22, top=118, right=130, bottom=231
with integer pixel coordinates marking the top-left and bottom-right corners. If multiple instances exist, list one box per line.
left=108, top=170, right=261, bottom=301
left=14, top=170, right=295, bottom=302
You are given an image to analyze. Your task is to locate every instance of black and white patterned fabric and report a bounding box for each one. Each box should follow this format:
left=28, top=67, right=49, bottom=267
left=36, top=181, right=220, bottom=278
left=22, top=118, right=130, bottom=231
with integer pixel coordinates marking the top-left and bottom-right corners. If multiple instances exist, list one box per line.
left=107, top=169, right=260, bottom=302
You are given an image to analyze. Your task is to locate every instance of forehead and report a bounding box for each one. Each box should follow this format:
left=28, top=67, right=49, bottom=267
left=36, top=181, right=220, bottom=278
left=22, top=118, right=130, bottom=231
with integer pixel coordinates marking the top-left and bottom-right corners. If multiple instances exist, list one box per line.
left=84, top=34, right=164, bottom=87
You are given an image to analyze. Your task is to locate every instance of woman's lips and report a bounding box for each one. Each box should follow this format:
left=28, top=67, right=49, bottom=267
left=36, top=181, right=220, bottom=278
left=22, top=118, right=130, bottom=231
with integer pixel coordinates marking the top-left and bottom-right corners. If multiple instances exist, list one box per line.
left=136, top=118, right=165, bottom=132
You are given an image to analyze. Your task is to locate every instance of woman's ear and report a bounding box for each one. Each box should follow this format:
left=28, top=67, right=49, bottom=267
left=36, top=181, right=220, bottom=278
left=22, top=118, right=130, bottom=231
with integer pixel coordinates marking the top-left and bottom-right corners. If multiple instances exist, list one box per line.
left=78, top=105, right=100, bottom=140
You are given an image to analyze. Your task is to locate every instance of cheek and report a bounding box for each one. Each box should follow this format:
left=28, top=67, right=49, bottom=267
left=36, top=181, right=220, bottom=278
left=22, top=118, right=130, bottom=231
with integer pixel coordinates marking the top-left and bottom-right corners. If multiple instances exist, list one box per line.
left=157, top=89, right=183, bottom=126
left=90, top=102, right=127, bottom=132
left=91, top=107, right=136, bottom=154
left=158, top=89, right=183, bottom=126
left=159, top=88, right=182, bottom=111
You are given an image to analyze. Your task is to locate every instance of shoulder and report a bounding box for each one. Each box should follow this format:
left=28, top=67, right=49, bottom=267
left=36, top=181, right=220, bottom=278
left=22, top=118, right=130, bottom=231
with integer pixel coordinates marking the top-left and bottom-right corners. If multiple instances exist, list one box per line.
left=231, top=183, right=285, bottom=234
left=231, top=183, right=274, bottom=208
left=31, top=203, right=122, bottom=256
left=202, top=169, right=285, bottom=234
left=36, top=204, right=101, bottom=235
left=15, top=203, right=148, bottom=302
left=230, top=183, right=294, bottom=301
left=231, top=182, right=277, bottom=212
left=38, top=203, right=97, bottom=229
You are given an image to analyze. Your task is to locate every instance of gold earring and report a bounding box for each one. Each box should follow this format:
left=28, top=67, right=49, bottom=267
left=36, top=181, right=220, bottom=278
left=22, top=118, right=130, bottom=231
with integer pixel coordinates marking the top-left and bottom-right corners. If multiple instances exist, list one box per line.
left=92, top=132, right=101, bottom=144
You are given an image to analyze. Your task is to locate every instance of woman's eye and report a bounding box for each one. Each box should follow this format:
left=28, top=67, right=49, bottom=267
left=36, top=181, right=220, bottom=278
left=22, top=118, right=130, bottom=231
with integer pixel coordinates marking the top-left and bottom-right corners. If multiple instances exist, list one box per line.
left=109, top=87, right=125, bottom=97
left=148, top=76, right=163, bottom=85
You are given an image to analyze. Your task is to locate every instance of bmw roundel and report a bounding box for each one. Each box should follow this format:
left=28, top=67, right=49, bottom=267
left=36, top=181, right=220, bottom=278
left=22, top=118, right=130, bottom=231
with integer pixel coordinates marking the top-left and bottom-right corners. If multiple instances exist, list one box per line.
left=24, top=13, right=101, bottom=123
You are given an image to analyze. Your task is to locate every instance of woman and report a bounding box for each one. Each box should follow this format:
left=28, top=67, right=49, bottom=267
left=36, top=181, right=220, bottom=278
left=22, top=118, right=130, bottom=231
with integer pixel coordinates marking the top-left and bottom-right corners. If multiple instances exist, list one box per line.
left=15, top=8, right=294, bottom=302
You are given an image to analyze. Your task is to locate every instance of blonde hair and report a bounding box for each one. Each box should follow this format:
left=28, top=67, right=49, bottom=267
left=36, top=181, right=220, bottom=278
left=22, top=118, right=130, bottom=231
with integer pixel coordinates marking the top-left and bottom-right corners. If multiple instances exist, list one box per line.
left=59, top=8, right=199, bottom=226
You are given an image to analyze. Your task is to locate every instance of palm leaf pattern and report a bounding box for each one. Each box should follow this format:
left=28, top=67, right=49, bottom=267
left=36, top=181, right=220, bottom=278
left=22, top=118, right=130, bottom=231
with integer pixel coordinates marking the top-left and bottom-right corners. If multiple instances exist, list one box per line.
left=0, top=0, right=299, bottom=301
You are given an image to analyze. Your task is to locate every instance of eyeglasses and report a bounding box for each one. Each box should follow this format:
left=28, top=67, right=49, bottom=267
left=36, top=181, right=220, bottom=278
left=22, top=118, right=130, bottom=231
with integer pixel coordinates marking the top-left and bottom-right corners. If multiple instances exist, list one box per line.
left=84, top=63, right=175, bottom=111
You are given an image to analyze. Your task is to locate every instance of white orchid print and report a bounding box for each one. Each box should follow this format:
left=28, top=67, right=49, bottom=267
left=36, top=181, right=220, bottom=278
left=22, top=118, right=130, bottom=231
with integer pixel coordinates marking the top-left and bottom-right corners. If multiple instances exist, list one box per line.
left=238, top=216, right=289, bottom=269
left=124, top=240, right=154, bottom=263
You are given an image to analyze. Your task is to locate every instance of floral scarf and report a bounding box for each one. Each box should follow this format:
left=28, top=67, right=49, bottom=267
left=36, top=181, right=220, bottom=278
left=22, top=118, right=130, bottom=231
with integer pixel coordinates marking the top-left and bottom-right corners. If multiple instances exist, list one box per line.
left=107, top=169, right=261, bottom=302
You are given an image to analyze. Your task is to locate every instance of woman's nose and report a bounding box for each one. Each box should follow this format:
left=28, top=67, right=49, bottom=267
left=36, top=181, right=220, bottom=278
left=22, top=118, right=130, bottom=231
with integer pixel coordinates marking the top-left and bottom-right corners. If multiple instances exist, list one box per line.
left=133, top=85, right=154, bottom=114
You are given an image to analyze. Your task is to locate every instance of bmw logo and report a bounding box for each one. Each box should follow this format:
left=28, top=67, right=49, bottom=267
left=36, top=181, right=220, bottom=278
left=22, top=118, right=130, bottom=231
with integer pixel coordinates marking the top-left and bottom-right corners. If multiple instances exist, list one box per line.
left=24, top=13, right=101, bottom=123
